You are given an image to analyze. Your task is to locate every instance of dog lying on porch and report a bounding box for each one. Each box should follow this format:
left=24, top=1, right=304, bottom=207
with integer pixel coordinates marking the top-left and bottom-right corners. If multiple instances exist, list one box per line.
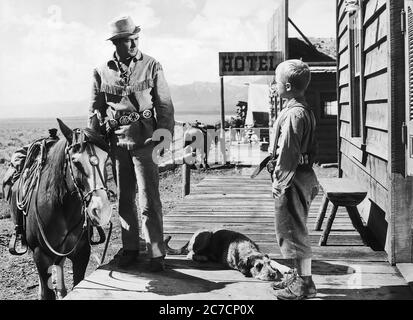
left=165, top=229, right=290, bottom=281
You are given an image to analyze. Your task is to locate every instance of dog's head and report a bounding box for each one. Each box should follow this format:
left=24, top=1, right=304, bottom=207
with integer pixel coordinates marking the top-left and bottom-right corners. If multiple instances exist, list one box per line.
left=249, top=255, right=283, bottom=281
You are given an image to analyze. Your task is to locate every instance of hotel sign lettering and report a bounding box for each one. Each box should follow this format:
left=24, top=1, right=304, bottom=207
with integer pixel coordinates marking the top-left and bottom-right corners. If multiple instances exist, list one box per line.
left=219, top=51, right=283, bottom=76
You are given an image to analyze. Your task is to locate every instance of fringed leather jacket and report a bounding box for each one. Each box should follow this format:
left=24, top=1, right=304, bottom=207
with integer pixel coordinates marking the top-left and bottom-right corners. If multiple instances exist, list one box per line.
left=88, top=51, right=175, bottom=150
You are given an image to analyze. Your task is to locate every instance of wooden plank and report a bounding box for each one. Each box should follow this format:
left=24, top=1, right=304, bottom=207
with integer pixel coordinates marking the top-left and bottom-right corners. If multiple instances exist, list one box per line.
left=364, top=11, right=388, bottom=51
left=339, top=48, right=349, bottom=69
left=166, top=241, right=387, bottom=261
left=184, top=194, right=274, bottom=199
left=365, top=102, right=389, bottom=131
left=165, top=231, right=361, bottom=242
left=339, top=67, right=349, bottom=86
left=190, top=188, right=272, bottom=194
left=171, top=207, right=350, bottom=214
left=339, top=121, right=351, bottom=139
left=338, top=0, right=347, bottom=24
left=365, top=154, right=389, bottom=188
left=364, top=0, right=386, bottom=25
left=195, top=184, right=271, bottom=189
left=318, top=178, right=367, bottom=194
left=338, top=31, right=348, bottom=53
left=391, top=174, right=413, bottom=263
left=340, top=104, right=351, bottom=122
left=340, top=138, right=364, bottom=163
left=164, top=224, right=358, bottom=235
left=201, top=176, right=270, bottom=181
left=165, top=234, right=364, bottom=246
left=166, top=211, right=352, bottom=218
left=365, top=72, right=388, bottom=101
left=339, top=86, right=350, bottom=104
left=340, top=153, right=389, bottom=213
left=365, top=128, right=388, bottom=160
left=165, top=215, right=355, bottom=224
left=338, top=19, right=348, bottom=40
left=364, top=41, right=388, bottom=76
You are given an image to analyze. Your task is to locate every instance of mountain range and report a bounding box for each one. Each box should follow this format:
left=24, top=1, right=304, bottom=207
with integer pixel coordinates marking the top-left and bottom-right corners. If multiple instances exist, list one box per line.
left=2, top=81, right=251, bottom=119
left=2, top=37, right=336, bottom=119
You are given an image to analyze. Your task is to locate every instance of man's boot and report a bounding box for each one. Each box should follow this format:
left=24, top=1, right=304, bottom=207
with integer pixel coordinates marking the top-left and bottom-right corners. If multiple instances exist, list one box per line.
left=114, top=249, right=140, bottom=268
left=148, top=256, right=165, bottom=272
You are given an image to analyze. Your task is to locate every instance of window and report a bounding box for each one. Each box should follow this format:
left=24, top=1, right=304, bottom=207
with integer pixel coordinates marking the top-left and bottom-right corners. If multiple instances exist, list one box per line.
left=349, top=9, right=363, bottom=138
left=320, top=92, right=338, bottom=118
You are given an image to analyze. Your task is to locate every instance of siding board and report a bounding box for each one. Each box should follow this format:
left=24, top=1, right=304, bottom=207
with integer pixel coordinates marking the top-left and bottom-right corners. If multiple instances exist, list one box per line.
left=341, top=153, right=389, bottom=213
left=339, top=67, right=349, bottom=86
left=340, top=121, right=351, bottom=139
left=364, top=41, right=388, bottom=76
left=366, top=155, right=389, bottom=188
left=365, top=72, right=389, bottom=101
left=340, top=104, right=351, bottom=122
left=365, top=128, right=388, bottom=160
left=339, top=51, right=349, bottom=70
left=365, top=102, right=389, bottom=131
left=340, top=138, right=364, bottom=162
left=339, top=31, right=349, bottom=53
left=364, top=11, right=388, bottom=50
left=364, top=0, right=386, bottom=25
left=339, top=86, right=350, bottom=104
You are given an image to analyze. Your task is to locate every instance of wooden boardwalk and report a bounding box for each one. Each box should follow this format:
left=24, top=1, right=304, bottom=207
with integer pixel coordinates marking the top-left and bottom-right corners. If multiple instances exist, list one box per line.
left=66, top=168, right=413, bottom=300
left=164, top=172, right=384, bottom=261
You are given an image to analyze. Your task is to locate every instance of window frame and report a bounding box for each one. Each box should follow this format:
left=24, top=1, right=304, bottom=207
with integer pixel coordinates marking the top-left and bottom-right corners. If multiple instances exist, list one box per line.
left=348, top=4, right=365, bottom=144
left=320, top=91, right=339, bottom=119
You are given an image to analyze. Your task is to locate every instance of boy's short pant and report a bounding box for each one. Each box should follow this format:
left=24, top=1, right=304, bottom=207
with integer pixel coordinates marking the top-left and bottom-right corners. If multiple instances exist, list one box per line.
left=273, top=166, right=319, bottom=259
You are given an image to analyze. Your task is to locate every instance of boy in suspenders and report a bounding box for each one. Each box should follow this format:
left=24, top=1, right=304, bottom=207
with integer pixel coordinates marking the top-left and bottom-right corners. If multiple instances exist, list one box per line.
left=269, top=60, right=319, bottom=300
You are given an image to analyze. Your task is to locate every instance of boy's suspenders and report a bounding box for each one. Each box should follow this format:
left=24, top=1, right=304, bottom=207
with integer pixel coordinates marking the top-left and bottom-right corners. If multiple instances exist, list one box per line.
left=250, top=105, right=316, bottom=179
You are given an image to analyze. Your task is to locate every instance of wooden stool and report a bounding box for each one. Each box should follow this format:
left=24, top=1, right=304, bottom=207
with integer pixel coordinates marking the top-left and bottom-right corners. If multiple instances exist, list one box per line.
left=314, top=178, right=368, bottom=246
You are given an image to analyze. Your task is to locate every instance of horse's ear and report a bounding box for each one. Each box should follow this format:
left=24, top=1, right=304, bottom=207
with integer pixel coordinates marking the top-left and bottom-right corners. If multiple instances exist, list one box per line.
left=57, top=118, right=73, bottom=142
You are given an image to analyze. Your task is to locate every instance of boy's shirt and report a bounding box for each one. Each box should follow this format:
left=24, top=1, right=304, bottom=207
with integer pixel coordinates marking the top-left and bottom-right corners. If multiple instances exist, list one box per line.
left=271, top=97, right=316, bottom=197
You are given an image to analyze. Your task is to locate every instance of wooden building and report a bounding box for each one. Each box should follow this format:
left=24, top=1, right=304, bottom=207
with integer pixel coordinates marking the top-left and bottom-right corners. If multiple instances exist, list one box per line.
left=336, top=0, right=413, bottom=264
left=289, top=38, right=338, bottom=164
left=268, top=13, right=338, bottom=164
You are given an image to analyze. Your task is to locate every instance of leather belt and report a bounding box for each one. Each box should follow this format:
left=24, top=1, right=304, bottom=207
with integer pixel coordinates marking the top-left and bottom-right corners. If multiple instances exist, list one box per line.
left=108, top=109, right=153, bottom=128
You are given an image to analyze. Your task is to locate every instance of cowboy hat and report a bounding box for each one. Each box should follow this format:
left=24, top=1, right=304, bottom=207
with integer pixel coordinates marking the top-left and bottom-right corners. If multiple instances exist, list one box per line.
left=107, top=16, right=141, bottom=41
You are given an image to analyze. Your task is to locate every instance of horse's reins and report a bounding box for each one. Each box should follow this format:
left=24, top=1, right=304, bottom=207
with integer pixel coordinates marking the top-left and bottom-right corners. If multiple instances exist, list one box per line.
left=33, top=129, right=113, bottom=264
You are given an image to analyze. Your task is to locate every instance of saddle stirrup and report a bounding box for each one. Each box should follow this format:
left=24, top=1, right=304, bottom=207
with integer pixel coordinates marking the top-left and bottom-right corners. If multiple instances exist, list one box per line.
left=9, top=225, right=28, bottom=256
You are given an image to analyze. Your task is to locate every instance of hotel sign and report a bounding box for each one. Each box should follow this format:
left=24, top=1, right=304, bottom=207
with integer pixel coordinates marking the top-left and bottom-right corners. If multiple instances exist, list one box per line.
left=219, top=51, right=283, bottom=76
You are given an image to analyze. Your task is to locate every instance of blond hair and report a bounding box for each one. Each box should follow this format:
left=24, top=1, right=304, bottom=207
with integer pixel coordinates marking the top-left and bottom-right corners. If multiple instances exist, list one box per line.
left=276, top=59, right=311, bottom=91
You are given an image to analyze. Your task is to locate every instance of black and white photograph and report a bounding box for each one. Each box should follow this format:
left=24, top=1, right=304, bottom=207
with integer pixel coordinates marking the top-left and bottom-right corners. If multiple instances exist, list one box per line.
left=0, top=0, right=412, bottom=308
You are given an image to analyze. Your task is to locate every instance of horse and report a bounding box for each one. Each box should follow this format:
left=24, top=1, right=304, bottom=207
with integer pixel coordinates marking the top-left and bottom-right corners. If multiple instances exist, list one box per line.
left=8, top=119, right=113, bottom=300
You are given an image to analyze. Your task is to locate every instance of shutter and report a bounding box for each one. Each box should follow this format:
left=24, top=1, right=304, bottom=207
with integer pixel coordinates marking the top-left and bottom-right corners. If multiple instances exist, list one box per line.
left=406, top=0, right=413, bottom=175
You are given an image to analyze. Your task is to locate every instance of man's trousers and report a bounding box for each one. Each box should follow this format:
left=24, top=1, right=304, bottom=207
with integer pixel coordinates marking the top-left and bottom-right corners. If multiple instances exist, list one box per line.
left=111, top=143, right=165, bottom=258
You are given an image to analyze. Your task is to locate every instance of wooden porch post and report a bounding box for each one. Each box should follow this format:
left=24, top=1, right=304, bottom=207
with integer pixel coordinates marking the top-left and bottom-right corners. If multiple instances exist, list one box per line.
left=220, top=76, right=227, bottom=164
left=388, top=0, right=412, bottom=263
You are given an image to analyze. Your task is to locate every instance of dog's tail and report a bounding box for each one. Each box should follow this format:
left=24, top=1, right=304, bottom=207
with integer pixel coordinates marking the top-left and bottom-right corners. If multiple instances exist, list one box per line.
left=164, top=236, right=190, bottom=255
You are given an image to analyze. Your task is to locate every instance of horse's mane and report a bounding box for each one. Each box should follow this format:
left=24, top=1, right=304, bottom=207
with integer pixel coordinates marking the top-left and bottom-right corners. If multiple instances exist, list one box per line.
left=40, top=129, right=109, bottom=205
left=42, top=139, right=70, bottom=205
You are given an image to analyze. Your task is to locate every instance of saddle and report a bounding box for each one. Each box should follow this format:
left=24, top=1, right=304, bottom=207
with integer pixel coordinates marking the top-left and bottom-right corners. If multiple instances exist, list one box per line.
left=8, top=129, right=60, bottom=255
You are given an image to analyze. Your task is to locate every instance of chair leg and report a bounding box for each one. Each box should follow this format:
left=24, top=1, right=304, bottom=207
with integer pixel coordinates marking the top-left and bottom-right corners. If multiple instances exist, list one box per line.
left=314, top=194, right=329, bottom=231
left=319, top=204, right=338, bottom=246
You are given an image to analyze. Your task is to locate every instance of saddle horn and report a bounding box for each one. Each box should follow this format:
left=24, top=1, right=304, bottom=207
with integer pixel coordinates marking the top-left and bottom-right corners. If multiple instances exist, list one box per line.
left=164, top=236, right=189, bottom=255
left=57, top=118, right=73, bottom=142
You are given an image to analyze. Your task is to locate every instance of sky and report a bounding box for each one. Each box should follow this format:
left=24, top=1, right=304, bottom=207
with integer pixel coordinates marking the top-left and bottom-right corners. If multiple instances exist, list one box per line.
left=0, top=0, right=335, bottom=116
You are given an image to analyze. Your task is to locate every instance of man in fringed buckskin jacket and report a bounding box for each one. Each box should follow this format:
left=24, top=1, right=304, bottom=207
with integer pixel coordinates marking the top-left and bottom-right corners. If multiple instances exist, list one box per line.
left=88, top=16, right=175, bottom=271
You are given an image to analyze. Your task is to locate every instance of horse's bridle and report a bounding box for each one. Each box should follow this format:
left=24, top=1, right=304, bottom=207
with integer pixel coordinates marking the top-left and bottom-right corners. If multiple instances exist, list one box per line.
left=65, top=128, right=114, bottom=226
